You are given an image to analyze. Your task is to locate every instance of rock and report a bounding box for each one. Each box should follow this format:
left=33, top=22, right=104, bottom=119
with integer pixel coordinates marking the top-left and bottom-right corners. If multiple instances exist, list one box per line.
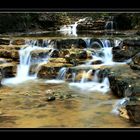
left=11, top=39, right=25, bottom=45
left=49, top=58, right=67, bottom=63
left=77, top=18, right=106, bottom=31
left=0, top=45, right=25, bottom=50
left=77, top=50, right=88, bottom=59
left=119, top=107, right=129, bottom=120
left=91, top=60, right=103, bottom=65
left=0, top=63, right=17, bottom=78
left=0, top=38, right=10, bottom=45
left=129, top=52, right=140, bottom=70
left=65, top=53, right=79, bottom=66
left=47, top=96, right=55, bottom=101
left=37, top=62, right=72, bottom=79
left=50, top=49, right=59, bottom=58
left=45, top=89, right=54, bottom=94
left=59, top=49, right=70, bottom=57
left=113, top=39, right=140, bottom=62
left=108, top=64, right=140, bottom=97
left=126, top=104, right=140, bottom=123
left=55, top=39, right=87, bottom=49
left=0, top=49, right=19, bottom=60
left=30, top=49, right=50, bottom=63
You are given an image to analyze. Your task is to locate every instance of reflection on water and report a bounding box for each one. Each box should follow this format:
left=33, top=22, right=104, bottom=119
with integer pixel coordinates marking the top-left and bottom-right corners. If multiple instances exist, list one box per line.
left=0, top=80, right=138, bottom=128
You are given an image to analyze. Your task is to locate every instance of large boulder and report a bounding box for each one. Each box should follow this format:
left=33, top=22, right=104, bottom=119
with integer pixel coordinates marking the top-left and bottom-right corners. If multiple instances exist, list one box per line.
left=108, top=64, right=140, bottom=97
left=130, top=52, right=140, bottom=70
left=113, top=39, right=140, bottom=62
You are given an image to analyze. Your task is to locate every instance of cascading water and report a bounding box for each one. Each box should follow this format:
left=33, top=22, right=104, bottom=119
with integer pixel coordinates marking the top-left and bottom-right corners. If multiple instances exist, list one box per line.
left=59, top=18, right=87, bottom=36
left=69, top=69, right=110, bottom=94
left=92, top=70, right=99, bottom=82
left=101, top=39, right=113, bottom=64
left=45, top=67, right=67, bottom=84
left=57, top=67, right=67, bottom=80
left=2, top=39, right=53, bottom=85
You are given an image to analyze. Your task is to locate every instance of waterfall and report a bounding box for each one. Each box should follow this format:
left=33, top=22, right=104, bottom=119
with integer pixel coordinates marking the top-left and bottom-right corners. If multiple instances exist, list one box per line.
left=2, top=39, right=53, bottom=85
left=69, top=69, right=110, bottom=94
left=105, top=21, right=114, bottom=31
left=57, top=67, right=67, bottom=80
left=92, top=70, right=99, bottom=82
left=72, top=72, right=76, bottom=82
left=80, top=71, right=87, bottom=83
left=59, top=18, right=87, bottom=36
left=101, top=40, right=113, bottom=64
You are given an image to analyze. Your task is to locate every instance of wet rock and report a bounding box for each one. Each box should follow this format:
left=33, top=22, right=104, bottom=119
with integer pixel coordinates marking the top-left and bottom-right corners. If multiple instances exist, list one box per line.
left=130, top=52, right=140, bottom=70
left=47, top=96, right=55, bottom=101
left=0, top=38, right=10, bottom=45
left=59, top=49, right=70, bottom=57
left=113, top=39, right=140, bottom=62
left=37, top=62, right=72, bottom=79
left=55, top=39, right=87, bottom=49
left=49, top=58, right=67, bottom=63
left=77, top=50, right=88, bottom=59
left=0, top=49, right=19, bottom=60
left=65, top=53, right=79, bottom=66
left=30, top=49, right=50, bottom=63
left=108, top=64, right=140, bottom=97
left=126, top=103, right=140, bottom=123
left=77, top=18, right=105, bottom=30
left=98, top=68, right=110, bottom=82
left=11, top=39, right=25, bottom=45
left=91, top=60, right=103, bottom=65
left=0, top=63, right=17, bottom=78
left=0, top=45, right=25, bottom=50
left=50, top=49, right=59, bottom=58
left=119, top=107, right=129, bottom=120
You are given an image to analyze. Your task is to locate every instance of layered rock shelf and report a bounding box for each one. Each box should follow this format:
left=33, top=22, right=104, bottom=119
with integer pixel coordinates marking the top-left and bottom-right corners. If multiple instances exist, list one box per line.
left=0, top=37, right=140, bottom=124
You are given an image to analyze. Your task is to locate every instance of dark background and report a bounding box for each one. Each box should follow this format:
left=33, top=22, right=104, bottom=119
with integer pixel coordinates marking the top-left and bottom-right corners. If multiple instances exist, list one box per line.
left=0, top=0, right=140, bottom=11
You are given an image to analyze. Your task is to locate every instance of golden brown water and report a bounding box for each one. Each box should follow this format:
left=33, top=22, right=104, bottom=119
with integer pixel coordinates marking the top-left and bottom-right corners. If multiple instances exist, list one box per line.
left=0, top=79, right=139, bottom=128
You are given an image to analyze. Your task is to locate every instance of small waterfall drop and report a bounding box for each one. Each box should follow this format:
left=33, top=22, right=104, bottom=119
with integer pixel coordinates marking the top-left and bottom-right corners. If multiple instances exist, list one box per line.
left=2, top=39, right=53, bottom=85
left=111, top=97, right=129, bottom=115
left=59, top=18, right=87, bottom=36
left=57, top=67, right=67, bottom=80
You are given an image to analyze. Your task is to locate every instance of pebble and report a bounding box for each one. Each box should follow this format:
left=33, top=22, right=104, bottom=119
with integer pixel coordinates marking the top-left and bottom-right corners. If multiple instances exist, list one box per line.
left=47, top=96, right=55, bottom=101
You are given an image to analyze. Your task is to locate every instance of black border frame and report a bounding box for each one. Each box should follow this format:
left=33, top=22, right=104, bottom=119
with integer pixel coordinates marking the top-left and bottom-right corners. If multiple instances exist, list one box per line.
left=0, top=7, right=140, bottom=133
